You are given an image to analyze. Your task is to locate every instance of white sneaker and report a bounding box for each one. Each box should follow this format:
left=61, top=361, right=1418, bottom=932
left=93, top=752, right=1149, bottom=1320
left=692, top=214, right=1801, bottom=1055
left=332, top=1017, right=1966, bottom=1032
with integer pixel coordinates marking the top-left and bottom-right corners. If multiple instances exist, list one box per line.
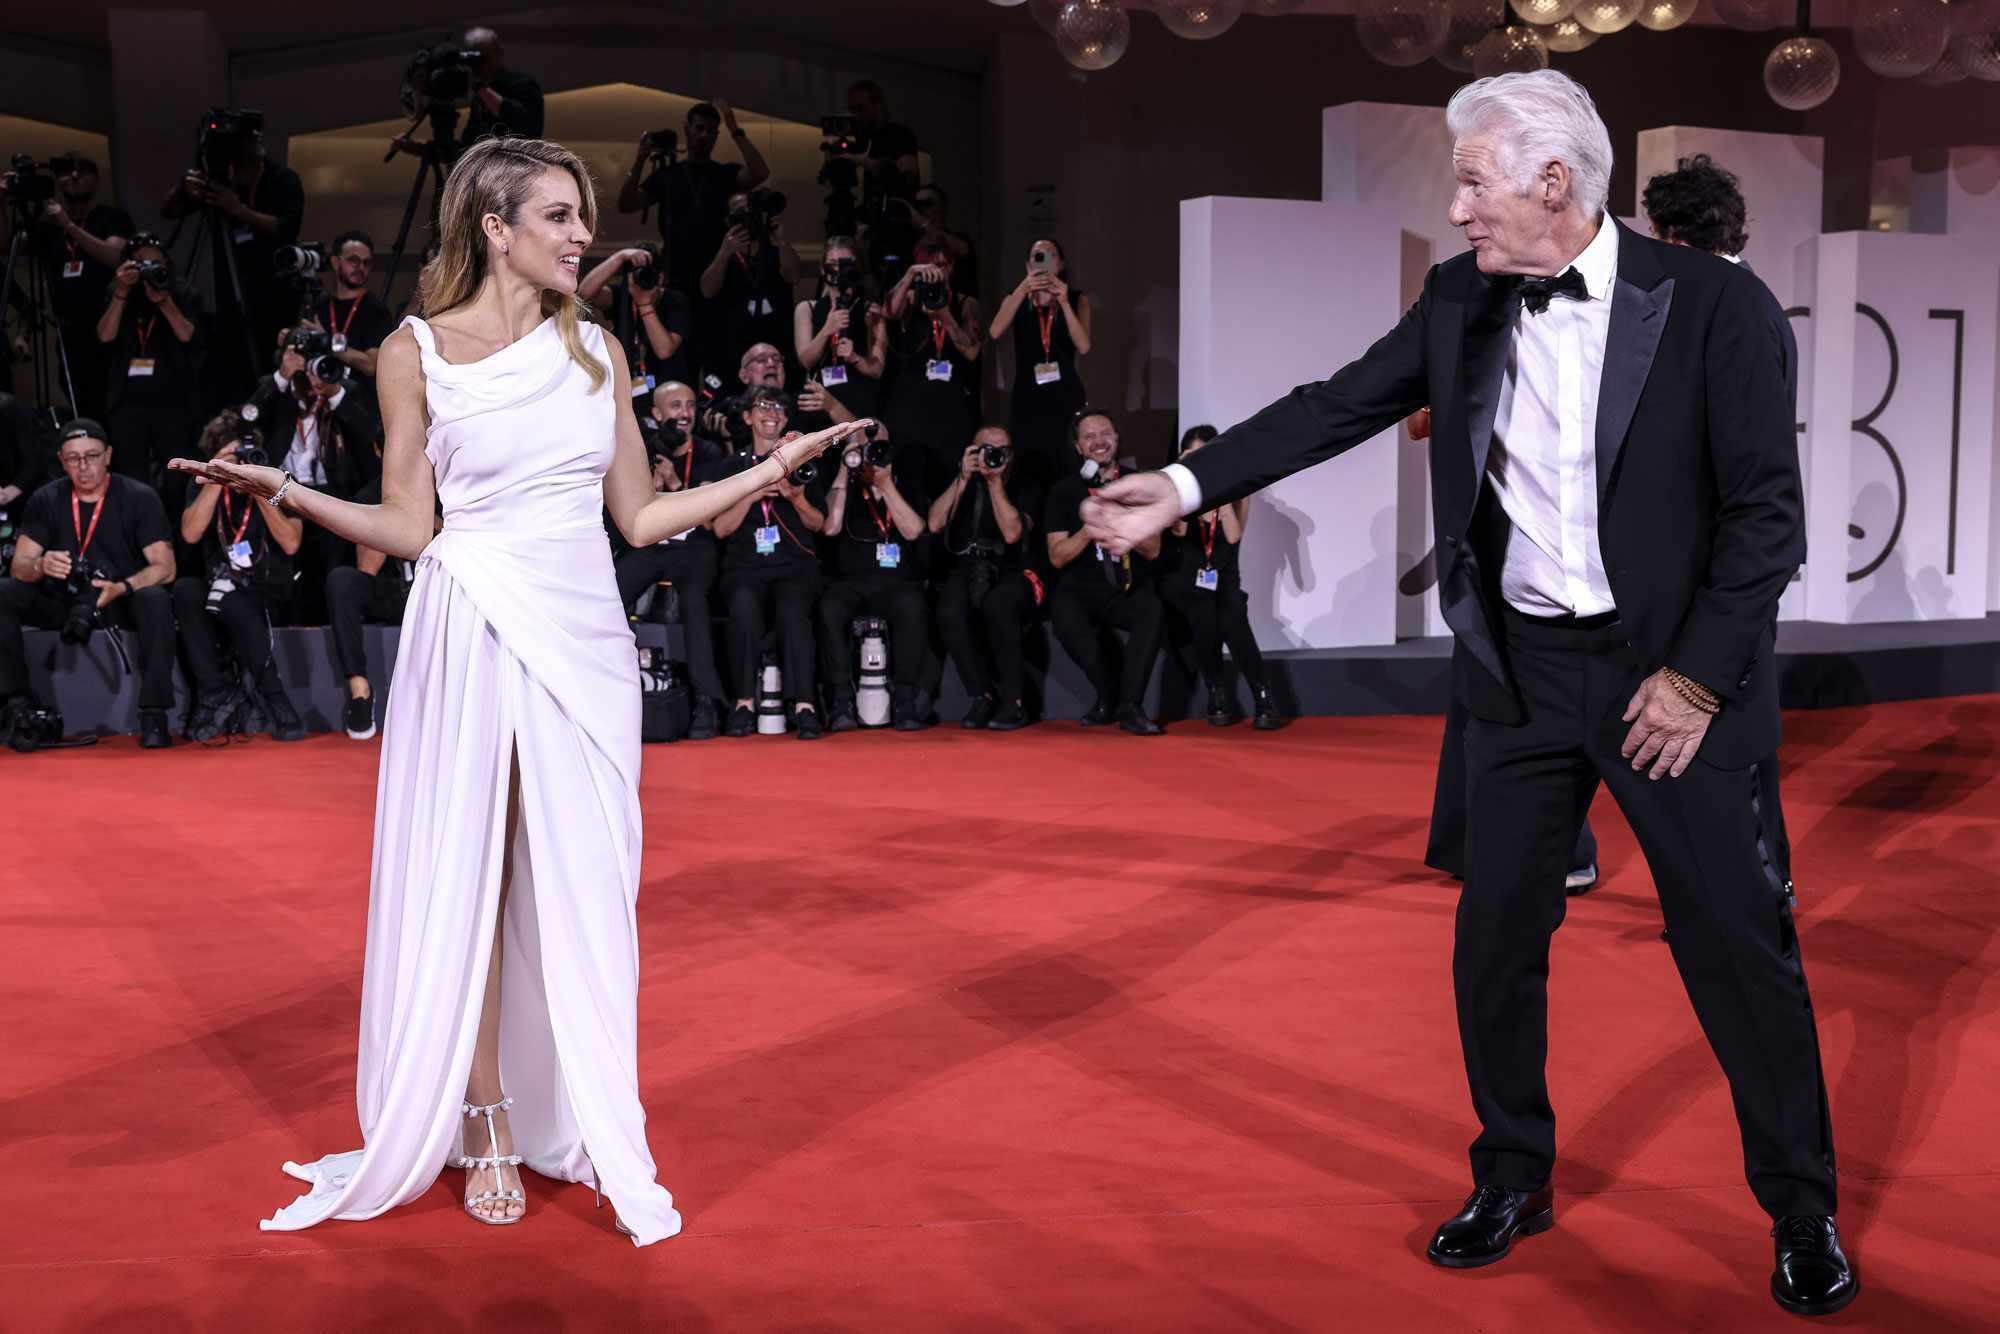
left=1564, top=863, right=1598, bottom=894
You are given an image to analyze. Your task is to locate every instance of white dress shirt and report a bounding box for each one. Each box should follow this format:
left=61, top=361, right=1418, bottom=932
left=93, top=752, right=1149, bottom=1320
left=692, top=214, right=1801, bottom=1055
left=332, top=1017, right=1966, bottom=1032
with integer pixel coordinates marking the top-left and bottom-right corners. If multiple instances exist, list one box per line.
left=274, top=371, right=347, bottom=487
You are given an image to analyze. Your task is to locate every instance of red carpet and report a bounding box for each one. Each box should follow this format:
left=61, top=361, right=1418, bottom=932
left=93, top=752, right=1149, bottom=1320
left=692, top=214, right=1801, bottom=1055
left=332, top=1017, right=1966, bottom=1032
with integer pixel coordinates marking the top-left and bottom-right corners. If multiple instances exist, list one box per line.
left=5, top=698, right=1997, bottom=1331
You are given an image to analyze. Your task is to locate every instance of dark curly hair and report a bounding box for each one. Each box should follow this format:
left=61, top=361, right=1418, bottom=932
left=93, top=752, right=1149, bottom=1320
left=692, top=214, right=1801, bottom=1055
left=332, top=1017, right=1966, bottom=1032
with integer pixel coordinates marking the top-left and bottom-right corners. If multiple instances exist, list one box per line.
left=1641, top=154, right=1749, bottom=257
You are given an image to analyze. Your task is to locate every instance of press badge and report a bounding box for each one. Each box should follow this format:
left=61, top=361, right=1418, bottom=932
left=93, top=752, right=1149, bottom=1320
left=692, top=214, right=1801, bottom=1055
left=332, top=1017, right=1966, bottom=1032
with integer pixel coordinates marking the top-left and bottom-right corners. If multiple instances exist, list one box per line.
left=754, top=525, right=779, bottom=555
left=127, top=357, right=156, bottom=377
left=227, top=540, right=254, bottom=570
left=1033, top=361, right=1060, bottom=385
left=821, top=364, right=848, bottom=386
left=876, top=542, right=901, bottom=569
left=1195, top=567, right=1220, bottom=592
left=925, top=359, right=953, bottom=382
left=63, top=261, right=85, bottom=279
left=233, top=227, right=254, bottom=245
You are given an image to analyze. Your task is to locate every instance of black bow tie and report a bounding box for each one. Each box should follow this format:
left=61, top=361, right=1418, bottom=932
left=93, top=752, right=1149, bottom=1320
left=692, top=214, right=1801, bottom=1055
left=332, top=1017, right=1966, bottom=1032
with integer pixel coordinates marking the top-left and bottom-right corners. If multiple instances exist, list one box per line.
left=1516, top=267, right=1589, bottom=315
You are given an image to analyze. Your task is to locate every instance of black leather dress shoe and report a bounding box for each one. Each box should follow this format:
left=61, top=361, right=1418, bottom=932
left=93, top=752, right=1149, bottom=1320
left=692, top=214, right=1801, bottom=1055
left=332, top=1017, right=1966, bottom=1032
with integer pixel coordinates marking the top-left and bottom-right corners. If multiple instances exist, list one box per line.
left=138, top=708, right=173, bottom=749
left=1116, top=704, right=1163, bottom=736
left=1080, top=698, right=1113, bottom=727
left=1771, top=1215, right=1857, bottom=1316
left=1426, top=1183, right=1554, bottom=1269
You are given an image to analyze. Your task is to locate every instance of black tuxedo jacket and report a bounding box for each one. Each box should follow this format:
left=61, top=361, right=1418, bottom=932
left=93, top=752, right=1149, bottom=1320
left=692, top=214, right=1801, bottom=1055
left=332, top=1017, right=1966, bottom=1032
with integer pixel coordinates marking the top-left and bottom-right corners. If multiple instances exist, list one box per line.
left=1184, top=220, right=1803, bottom=767
left=247, top=378, right=383, bottom=501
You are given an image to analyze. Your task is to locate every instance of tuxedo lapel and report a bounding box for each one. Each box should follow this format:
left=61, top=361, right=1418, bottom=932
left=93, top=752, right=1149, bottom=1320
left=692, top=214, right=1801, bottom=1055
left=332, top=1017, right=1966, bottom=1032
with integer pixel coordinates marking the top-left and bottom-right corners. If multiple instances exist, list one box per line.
left=1596, top=225, right=1673, bottom=506
left=1457, top=276, right=1517, bottom=519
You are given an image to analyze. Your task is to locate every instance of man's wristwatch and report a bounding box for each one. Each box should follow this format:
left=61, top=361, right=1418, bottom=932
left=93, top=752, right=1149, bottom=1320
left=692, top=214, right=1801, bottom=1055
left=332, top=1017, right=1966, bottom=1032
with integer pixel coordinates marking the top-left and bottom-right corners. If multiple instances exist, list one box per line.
left=120, top=579, right=134, bottom=597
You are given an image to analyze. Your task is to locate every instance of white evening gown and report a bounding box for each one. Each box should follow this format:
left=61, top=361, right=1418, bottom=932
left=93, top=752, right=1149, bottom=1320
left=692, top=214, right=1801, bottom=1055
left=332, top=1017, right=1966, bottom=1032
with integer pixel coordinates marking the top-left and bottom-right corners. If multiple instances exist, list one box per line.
left=261, top=315, right=681, bottom=1246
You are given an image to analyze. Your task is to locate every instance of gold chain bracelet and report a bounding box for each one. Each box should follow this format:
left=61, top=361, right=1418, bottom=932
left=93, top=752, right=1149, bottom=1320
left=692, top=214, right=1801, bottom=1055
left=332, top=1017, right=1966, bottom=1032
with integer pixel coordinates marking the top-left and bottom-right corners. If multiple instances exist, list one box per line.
left=1663, top=667, right=1721, bottom=714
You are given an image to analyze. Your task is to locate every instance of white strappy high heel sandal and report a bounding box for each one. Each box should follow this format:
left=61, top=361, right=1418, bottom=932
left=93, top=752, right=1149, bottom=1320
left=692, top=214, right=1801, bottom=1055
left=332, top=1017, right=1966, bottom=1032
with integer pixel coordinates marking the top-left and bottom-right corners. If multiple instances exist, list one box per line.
left=454, top=1096, right=525, bottom=1225
left=592, top=1171, right=636, bottom=1237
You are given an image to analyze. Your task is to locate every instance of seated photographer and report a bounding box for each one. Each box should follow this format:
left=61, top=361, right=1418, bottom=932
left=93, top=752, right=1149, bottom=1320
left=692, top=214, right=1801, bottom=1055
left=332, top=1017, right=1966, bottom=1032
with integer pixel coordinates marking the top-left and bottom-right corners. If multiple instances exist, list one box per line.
left=884, top=241, right=982, bottom=496
left=710, top=390, right=827, bottom=739
left=794, top=236, right=886, bottom=420
left=616, top=100, right=770, bottom=300
left=1044, top=409, right=1163, bottom=736
left=930, top=425, right=1041, bottom=731
left=298, top=230, right=396, bottom=401
left=0, top=421, right=176, bottom=748
left=1, top=393, right=54, bottom=515
left=699, top=190, right=799, bottom=377
left=2, top=153, right=134, bottom=419
left=582, top=246, right=693, bottom=389
left=324, top=463, right=420, bottom=744
left=97, top=235, right=204, bottom=492
left=1160, top=426, right=1279, bottom=730
left=912, top=185, right=978, bottom=300
left=710, top=343, right=854, bottom=442
left=989, top=238, right=1091, bottom=496
left=817, top=422, right=929, bottom=732
left=612, top=380, right=728, bottom=740
left=172, top=412, right=306, bottom=743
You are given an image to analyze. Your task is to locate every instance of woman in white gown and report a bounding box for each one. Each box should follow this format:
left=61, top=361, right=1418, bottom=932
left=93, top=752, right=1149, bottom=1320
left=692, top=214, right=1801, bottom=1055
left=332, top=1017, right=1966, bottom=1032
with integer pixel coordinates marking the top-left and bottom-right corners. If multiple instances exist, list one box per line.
left=172, top=138, right=869, bottom=1245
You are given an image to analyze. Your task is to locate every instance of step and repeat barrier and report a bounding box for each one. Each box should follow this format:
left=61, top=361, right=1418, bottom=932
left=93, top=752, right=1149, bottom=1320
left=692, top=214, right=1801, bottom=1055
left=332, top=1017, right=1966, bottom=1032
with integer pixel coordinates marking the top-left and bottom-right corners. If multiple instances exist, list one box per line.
left=1183, top=102, right=2000, bottom=650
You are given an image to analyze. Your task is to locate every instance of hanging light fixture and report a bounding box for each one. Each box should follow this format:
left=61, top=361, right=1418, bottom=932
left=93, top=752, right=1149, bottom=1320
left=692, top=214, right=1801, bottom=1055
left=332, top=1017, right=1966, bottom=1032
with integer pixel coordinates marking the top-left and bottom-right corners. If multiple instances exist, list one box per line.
left=1474, top=22, right=1551, bottom=73
left=1356, top=0, right=1453, bottom=66
left=1573, top=0, right=1643, bottom=34
left=1055, top=0, right=1133, bottom=68
left=1159, top=0, right=1245, bottom=39
left=1029, top=0, right=1068, bottom=33
left=1538, top=16, right=1600, bottom=50
left=1509, top=0, right=1576, bottom=24
left=1952, top=0, right=2000, bottom=79
left=1635, top=0, right=1697, bottom=31
left=1853, top=0, right=1951, bottom=78
left=1765, top=1, right=1841, bottom=112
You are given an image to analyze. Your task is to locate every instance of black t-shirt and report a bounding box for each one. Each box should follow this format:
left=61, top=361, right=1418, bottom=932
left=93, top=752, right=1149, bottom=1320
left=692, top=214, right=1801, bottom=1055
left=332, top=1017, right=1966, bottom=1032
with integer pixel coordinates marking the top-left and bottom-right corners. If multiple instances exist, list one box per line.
left=311, top=291, right=396, bottom=354
left=642, top=158, right=743, bottom=286
left=1044, top=474, right=1144, bottom=592
left=712, top=449, right=819, bottom=571
left=827, top=461, right=928, bottom=580
left=1162, top=511, right=1244, bottom=587
left=861, top=122, right=920, bottom=208
left=231, top=160, right=306, bottom=293
left=185, top=481, right=293, bottom=590
left=38, top=203, right=135, bottom=328
left=20, top=474, right=169, bottom=582
left=941, top=472, right=1038, bottom=571
left=804, top=294, right=882, bottom=420
left=883, top=302, right=977, bottom=457
left=103, top=293, right=206, bottom=414
left=716, top=247, right=792, bottom=372
left=465, top=68, right=546, bottom=142
left=642, top=430, right=731, bottom=549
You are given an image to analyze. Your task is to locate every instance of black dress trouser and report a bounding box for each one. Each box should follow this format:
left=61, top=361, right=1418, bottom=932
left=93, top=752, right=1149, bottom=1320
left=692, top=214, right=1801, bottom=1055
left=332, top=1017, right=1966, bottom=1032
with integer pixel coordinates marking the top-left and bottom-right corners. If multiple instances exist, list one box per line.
left=818, top=571, right=927, bottom=692
left=1048, top=576, right=1163, bottom=711
left=1160, top=573, right=1266, bottom=690
left=935, top=565, right=1036, bottom=703
left=171, top=577, right=285, bottom=697
left=613, top=540, right=725, bottom=704
left=1456, top=606, right=1836, bottom=1219
left=719, top=560, right=819, bottom=702
left=325, top=566, right=409, bottom=682
left=0, top=576, right=176, bottom=710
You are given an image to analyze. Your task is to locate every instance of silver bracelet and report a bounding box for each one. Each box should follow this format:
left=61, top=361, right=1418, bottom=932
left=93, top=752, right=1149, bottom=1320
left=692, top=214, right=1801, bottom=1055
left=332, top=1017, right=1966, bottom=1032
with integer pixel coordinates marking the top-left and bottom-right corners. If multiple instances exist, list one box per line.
left=270, top=471, right=297, bottom=509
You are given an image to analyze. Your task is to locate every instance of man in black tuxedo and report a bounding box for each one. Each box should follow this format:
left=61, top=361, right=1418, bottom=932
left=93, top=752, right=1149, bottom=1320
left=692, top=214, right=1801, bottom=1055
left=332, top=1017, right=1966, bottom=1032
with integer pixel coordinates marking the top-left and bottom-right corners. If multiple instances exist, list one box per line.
left=1083, top=71, right=1851, bottom=1317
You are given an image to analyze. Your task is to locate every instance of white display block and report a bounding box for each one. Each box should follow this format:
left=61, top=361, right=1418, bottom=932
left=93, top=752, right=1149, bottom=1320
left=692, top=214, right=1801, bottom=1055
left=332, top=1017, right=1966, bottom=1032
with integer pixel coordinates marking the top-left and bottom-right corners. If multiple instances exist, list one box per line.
left=1180, top=196, right=1404, bottom=650
left=1800, top=232, right=1998, bottom=623
left=1910, top=146, right=2000, bottom=239
left=1633, top=127, right=1823, bottom=312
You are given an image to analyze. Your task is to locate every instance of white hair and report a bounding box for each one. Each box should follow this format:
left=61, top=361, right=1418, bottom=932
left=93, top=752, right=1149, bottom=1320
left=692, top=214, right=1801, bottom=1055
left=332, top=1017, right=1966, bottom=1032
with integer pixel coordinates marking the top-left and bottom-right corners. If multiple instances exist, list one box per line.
left=1445, top=69, right=1614, bottom=219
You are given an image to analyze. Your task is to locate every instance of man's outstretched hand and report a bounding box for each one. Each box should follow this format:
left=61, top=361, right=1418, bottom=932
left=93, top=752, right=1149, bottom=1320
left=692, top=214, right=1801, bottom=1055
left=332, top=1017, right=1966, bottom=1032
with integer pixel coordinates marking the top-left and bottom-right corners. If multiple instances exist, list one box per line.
left=1081, top=472, right=1181, bottom=556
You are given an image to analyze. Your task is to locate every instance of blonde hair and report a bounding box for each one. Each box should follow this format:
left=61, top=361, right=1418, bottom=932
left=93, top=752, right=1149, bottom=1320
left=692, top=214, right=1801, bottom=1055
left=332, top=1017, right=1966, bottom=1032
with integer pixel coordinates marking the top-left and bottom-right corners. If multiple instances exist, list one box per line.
left=419, top=136, right=608, bottom=391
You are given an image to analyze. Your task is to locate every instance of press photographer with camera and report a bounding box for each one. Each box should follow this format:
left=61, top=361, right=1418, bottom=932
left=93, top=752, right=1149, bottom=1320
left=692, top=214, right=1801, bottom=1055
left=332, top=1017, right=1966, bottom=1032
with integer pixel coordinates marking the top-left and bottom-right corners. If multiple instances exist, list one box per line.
left=707, top=342, right=855, bottom=445
left=296, top=231, right=396, bottom=390
left=582, top=246, right=693, bottom=389
left=835, top=81, right=921, bottom=256
left=172, top=410, right=307, bottom=743
left=1044, top=409, right=1163, bottom=735
left=0, top=153, right=135, bottom=419
left=699, top=189, right=798, bottom=378
left=709, top=387, right=827, bottom=738
left=929, top=425, right=1040, bottom=731
left=912, top=184, right=977, bottom=299
left=1160, top=426, right=1279, bottom=730
left=0, top=420, right=176, bottom=749
left=323, top=433, right=433, bottom=743
left=884, top=239, right=982, bottom=495
left=617, top=101, right=769, bottom=293
left=389, top=27, right=545, bottom=156
left=989, top=239, right=1091, bottom=495
left=794, top=236, right=886, bottom=419
left=816, top=421, right=928, bottom=732
left=96, top=235, right=204, bottom=491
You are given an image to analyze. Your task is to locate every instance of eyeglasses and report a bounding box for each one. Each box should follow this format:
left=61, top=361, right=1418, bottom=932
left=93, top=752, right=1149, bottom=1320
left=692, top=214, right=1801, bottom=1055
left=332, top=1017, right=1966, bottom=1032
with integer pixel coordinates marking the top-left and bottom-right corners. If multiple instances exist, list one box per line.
left=744, top=352, right=783, bottom=366
left=59, top=448, right=108, bottom=467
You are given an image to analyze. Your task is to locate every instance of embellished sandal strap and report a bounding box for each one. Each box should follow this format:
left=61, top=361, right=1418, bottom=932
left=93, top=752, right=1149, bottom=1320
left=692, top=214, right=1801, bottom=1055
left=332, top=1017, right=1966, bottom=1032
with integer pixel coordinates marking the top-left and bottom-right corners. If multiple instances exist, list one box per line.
left=461, top=1096, right=514, bottom=1117
left=458, top=1153, right=524, bottom=1169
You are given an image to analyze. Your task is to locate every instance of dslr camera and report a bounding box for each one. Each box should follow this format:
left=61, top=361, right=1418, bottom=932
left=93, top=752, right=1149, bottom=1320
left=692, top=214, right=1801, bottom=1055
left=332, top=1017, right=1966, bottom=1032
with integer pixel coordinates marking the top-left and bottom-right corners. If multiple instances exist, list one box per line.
left=980, top=440, right=1012, bottom=471
left=284, top=326, right=348, bottom=383
left=642, top=128, right=678, bottom=165
left=728, top=188, right=787, bottom=243
left=842, top=423, right=891, bottom=472
left=196, top=107, right=263, bottom=179
left=913, top=269, right=950, bottom=313
left=218, top=408, right=268, bottom=467
left=824, top=254, right=865, bottom=315
left=2, top=154, right=57, bottom=208
left=59, top=559, right=110, bottom=646
left=274, top=242, right=329, bottom=277
left=401, top=45, right=483, bottom=118
left=629, top=244, right=663, bottom=293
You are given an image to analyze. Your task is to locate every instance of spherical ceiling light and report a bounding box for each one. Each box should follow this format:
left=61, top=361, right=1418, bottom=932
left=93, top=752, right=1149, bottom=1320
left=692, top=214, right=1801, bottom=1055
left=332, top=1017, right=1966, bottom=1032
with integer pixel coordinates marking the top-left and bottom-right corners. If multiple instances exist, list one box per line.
left=1510, top=0, right=1576, bottom=25
left=1356, top=0, right=1453, bottom=66
left=1916, top=46, right=1971, bottom=83
left=1439, top=0, right=1502, bottom=69
left=1573, top=0, right=1643, bottom=34
left=1635, top=0, right=1696, bottom=31
left=1711, top=0, right=1791, bottom=31
left=1436, top=34, right=1480, bottom=70
left=1474, top=23, right=1550, bottom=74
left=1853, top=0, right=1951, bottom=78
left=1952, top=0, right=2000, bottom=80
left=1159, top=0, right=1244, bottom=39
left=1538, top=16, right=1600, bottom=50
left=1056, top=0, right=1133, bottom=68
left=1029, top=0, right=1067, bottom=33
left=1764, top=34, right=1841, bottom=110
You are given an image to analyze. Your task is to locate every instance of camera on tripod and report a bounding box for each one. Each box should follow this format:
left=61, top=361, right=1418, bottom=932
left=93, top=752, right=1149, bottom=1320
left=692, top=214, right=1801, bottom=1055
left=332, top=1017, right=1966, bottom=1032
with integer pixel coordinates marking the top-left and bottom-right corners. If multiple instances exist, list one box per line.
left=728, top=188, right=787, bottom=243
left=819, top=115, right=864, bottom=158
left=2, top=154, right=58, bottom=207
left=196, top=107, right=263, bottom=178
left=402, top=45, right=483, bottom=119
left=284, top=326, right=349, bottom=384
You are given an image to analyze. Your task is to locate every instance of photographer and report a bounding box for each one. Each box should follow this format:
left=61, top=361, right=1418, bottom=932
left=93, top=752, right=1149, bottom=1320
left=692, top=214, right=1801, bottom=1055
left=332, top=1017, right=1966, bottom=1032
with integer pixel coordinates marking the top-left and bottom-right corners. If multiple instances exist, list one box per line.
left=817, top=422, right=929, bottom=731
left=710, top=388, right=826, bottom=739
left=162, top=114, right=306, bottom=371
left=912, top=185, right=977, bottom=299
left=0, top=154, right=134, bottom=419
left=298, top=230, right=396, bottom=394
left=172, top=410, right=306, bottom=743
left=710, top=342, right=855, bottom=444
left=699, top=190, right=799, bottom=377
left=884, top=239, right=982, bottom=496
left=1043, top=409, right=1163, bottom=735
left=461, top=28, right=544, bottom=142
left=616, top=100, right=770, bottom=297
left=582, top=246, right=693, bottom=389
left=794, top=236, right=886, bottom=420
left=97, top=235, right=204, bottom=491
left=0, top=421, right=176, bottom=748
left=837, top=81, right=922, bottom=256
left=1160, top=426, right=1279, bottom=730
left=930, top=425, right=1040, bottom=731
left=989, top=238, right=1091, bottom=495
left=324, top=437, right=431, bottom=742
left=612, top=380, right=728, bottom=740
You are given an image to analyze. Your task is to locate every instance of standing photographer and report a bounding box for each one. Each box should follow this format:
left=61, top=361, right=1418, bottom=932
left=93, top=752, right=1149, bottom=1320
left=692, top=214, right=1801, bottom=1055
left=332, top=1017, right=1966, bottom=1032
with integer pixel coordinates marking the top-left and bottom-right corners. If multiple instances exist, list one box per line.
left=460, top=27, right=544, bottom=143
left=913, top=184, right=977, bottom=300
left=989, top=238, right=1091, bottom=495
left=884, top=240, right=982, bottom=496
left=581, top=245, right=694, bottom=390
left=172, top=410, right=306, bottom=742
left=794, top=236, right=886, bottom=422
left=0, top=421, right=176, bottom=748
left=700, top=190, right=799, bottom=379
left=97, top=235, right=204, bottom=492
left=817, top=423, right=929, bottom=731
left=1, top=154, right=134, bottom=419
left=617, top=101, right=769, bottom=293
left=930, top=425, right=1040, bottom=731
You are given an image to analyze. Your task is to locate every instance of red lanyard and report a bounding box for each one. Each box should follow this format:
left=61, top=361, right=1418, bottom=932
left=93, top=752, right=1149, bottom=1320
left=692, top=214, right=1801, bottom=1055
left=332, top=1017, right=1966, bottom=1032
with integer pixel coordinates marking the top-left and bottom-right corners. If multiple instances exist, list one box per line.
left=325, top=295, right=362, bottom=339
left=680, top=441, right=696, bottom=489
left=860, top=485, right=891, bottom=539
left=1036, top=304, right=1056, bottom=360
left=1200, top=515, right=1218, bottom=566
left=930, top=317, right=949, bottom=361
left=71, top=489, right=105, bottom=555
left=759, top=497, right=774, bottom=527
left=218, top=491, right=253, bottom=547
left=134, top=315, right=157, bottom=357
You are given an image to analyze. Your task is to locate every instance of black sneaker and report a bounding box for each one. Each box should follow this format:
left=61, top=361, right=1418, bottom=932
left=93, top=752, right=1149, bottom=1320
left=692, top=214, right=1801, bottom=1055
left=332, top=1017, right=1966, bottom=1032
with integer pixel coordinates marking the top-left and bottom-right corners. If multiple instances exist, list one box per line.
left=724, top=704, right=755, bottom=737
left=263, top=689, right=307, bottom=742
left=962, top=694, right=996, bottom=730
left=988, top=699, right=1029, bottom=732
left=186, top=690, right=236, bottom=744
left=1252, top=684, right=1284, bottom=731
left=892, top=685, right=929, bottom=732
left=794, top=707, right=823, bottom=740
left=1205, top=682, right=1240, bottom=727
left=138, top=708, right=172, bottom=749
left=827, top=694, right=860, bottom=733
left=687, top=697, right=719, bottom=741
left=1116, top=704, right=1164, bottom=736
left=343, top=693, right=377, bottom=741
